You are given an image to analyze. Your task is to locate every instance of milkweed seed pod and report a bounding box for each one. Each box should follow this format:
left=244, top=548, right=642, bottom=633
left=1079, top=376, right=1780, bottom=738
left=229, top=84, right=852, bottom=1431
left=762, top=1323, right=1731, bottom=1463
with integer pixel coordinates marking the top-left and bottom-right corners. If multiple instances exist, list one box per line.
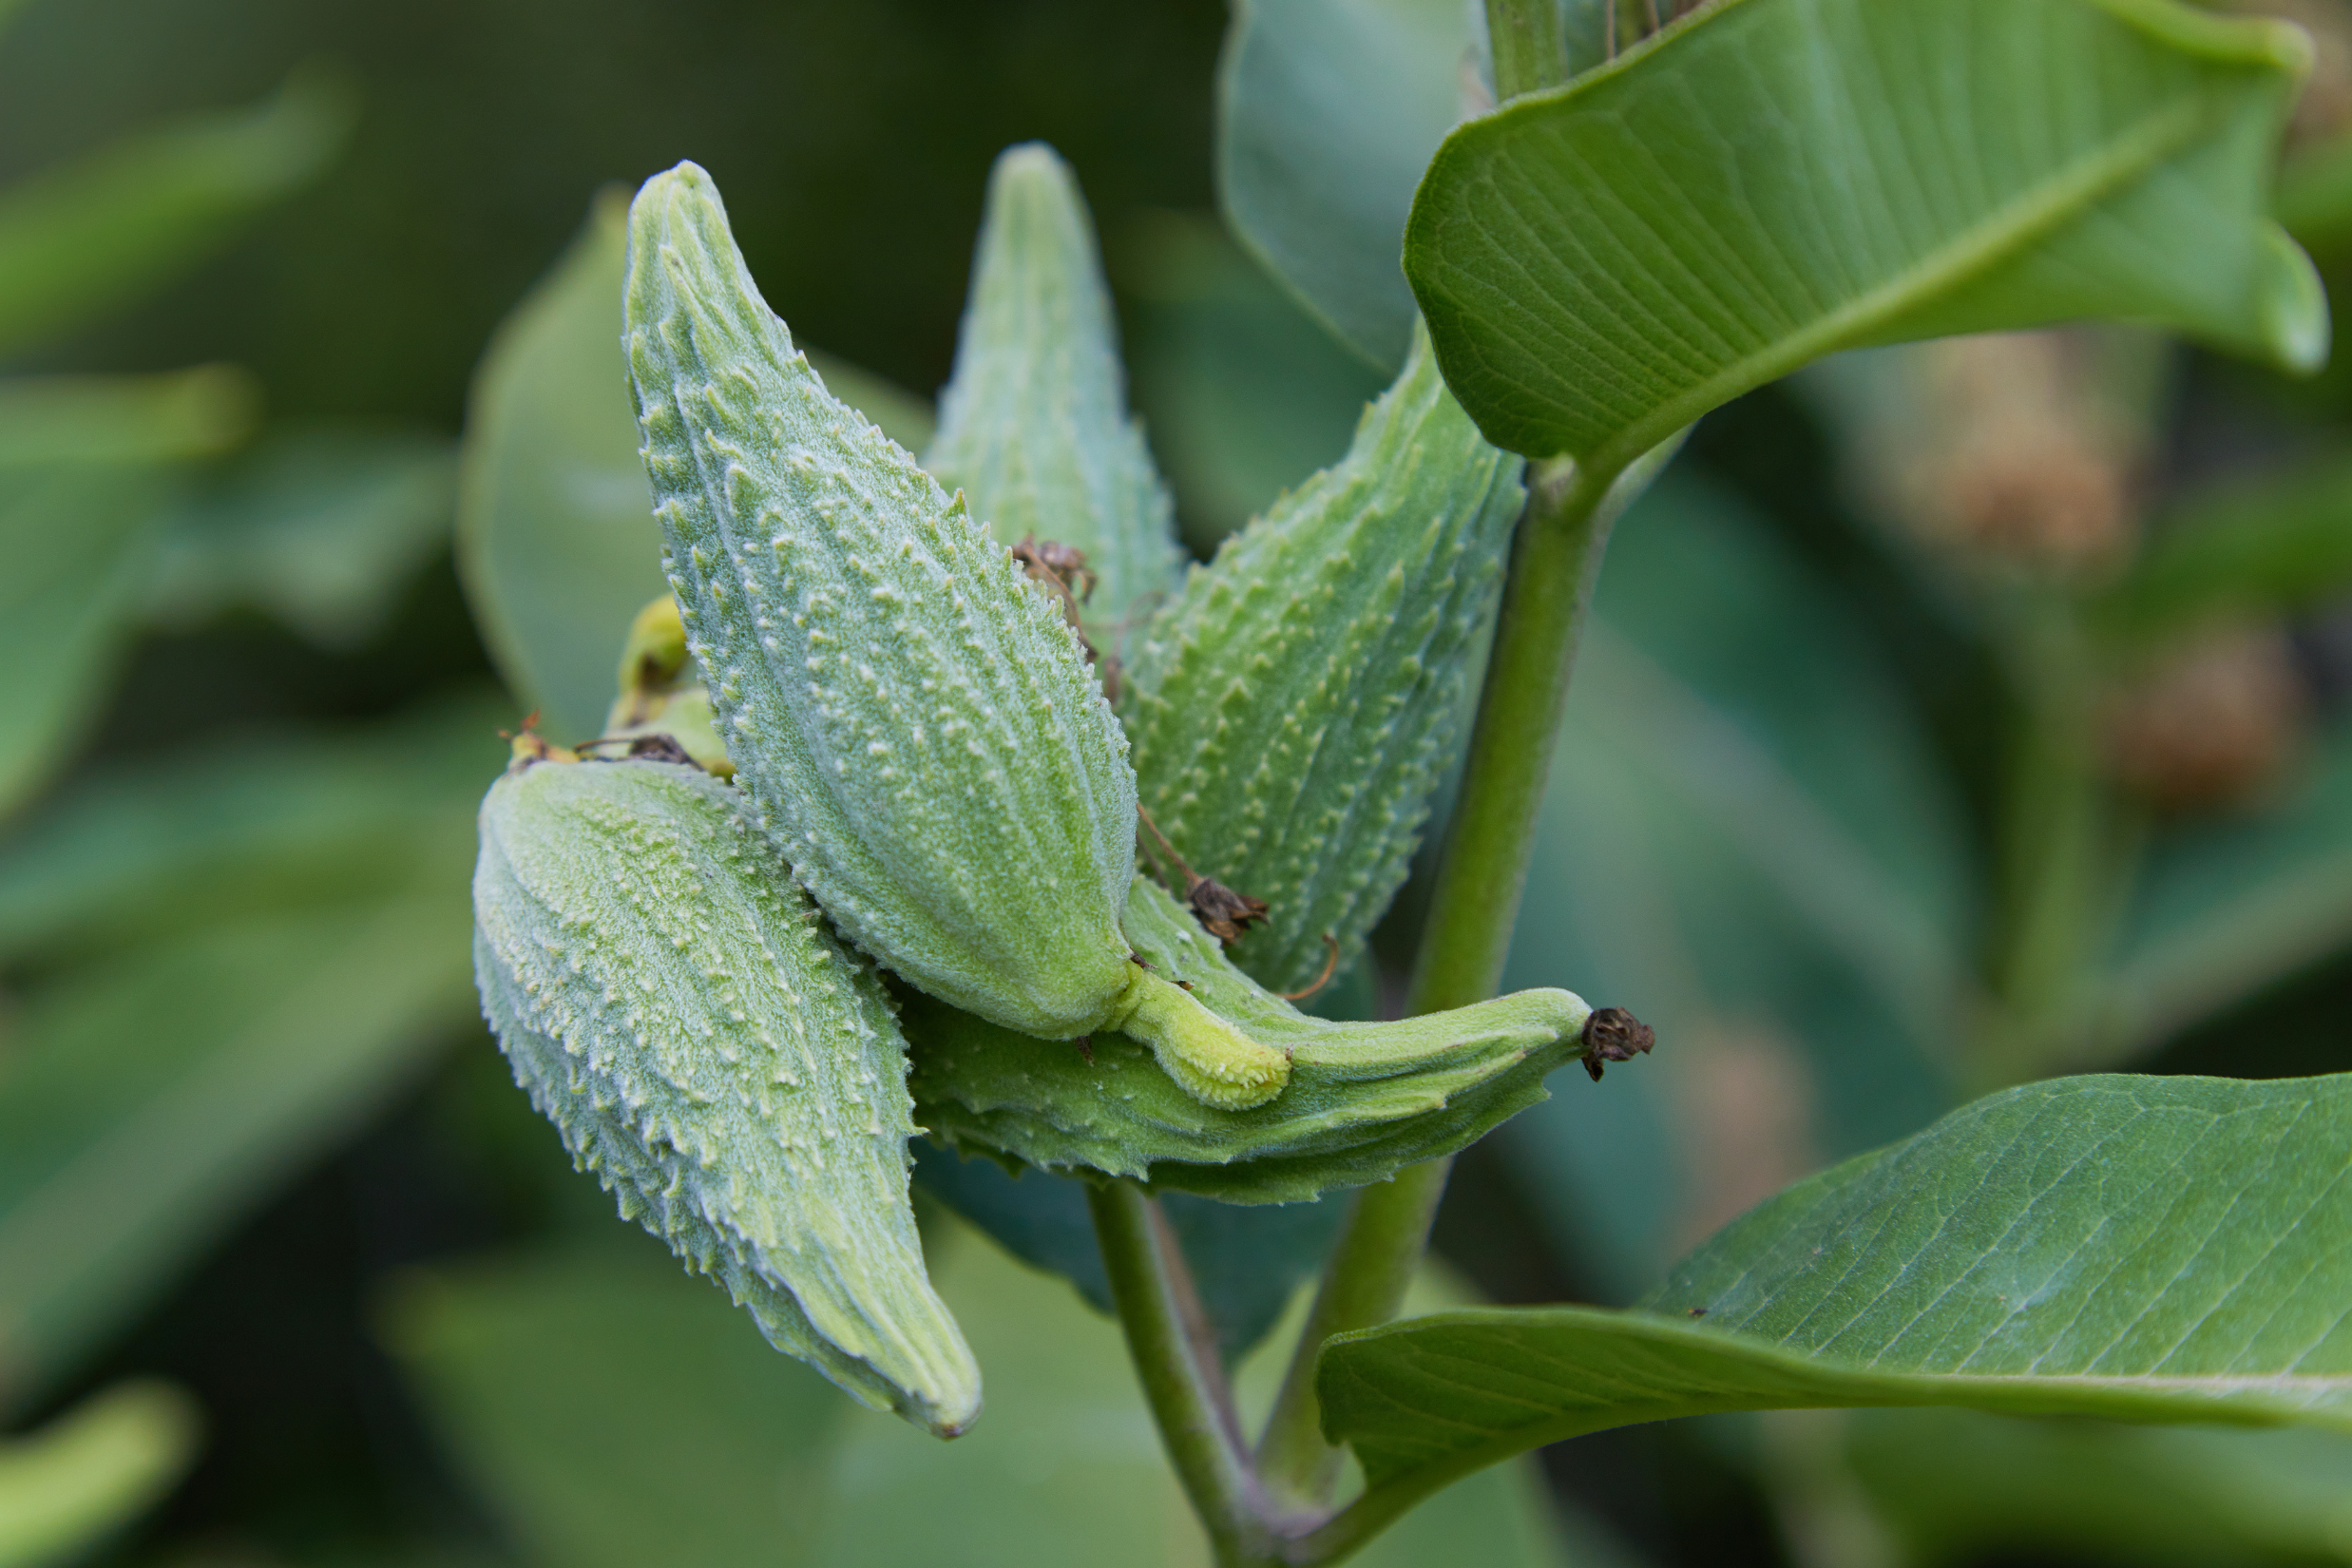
left=471, top=755, right=980, bottom=1435
left=1121, top=324, right=1526, bottom=995
left=600, top=594, right=732, bottom=774
left=905, top=876, right=1598, bottom=1204
left=925, top=143, right=1183, bottom=643
left=624, top=162, right=1290, bottom=1110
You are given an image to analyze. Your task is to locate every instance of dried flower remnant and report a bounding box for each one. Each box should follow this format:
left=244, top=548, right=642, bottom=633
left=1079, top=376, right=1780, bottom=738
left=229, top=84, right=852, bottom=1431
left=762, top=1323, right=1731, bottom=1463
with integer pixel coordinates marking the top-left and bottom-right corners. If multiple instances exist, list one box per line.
left=1582, top=1006, right=1655, bottom=1081
left=1137, top=802, right=1270, bottom=946
left=2099, top=626, right=2305, bottom=813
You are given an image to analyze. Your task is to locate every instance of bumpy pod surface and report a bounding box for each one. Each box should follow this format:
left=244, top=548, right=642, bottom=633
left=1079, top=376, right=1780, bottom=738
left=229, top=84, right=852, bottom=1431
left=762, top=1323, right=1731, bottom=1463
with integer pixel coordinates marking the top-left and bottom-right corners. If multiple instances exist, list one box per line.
left=624, top=163, right=1134, bottom=1037
left=904, top=878, right=1594, bottom=1205
left=925, top=143, right=1183, bottom=640
left=625, top=163, right=1289, bottom=1109
left=1121, top=327, right=1526, bottom=994
left=471, top=756, right=980, bottom=1435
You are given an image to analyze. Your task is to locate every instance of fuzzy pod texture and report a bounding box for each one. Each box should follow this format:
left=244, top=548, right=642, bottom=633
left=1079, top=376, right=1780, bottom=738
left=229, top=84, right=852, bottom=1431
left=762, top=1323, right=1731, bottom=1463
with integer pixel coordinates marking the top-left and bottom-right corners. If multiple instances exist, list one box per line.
left=623, top=162, right=1138, bottom=1040
left=903, top=877, right=1594, bottom=1205
left=1121, top=326, right=1527, bottom=995
left=924, top=143, right=1183, bottom=641
left=471, top=756, right=980, bottom=1436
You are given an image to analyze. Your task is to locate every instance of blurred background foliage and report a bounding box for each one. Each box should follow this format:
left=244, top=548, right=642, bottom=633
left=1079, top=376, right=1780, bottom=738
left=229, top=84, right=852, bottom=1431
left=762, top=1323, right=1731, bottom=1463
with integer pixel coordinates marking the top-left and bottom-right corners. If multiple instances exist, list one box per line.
left=1, top=0, right=2349, bottom=1565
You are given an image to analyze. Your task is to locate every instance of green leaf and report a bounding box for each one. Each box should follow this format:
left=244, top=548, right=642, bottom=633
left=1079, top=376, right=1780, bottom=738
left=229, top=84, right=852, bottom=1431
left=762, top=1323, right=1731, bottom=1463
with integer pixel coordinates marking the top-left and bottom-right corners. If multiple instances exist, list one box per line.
left=0, top=889, right=475, bottom=1412
left=0, top=72, right=351, bottom=361
left=1843, top=1408, right=2352, bottom=1568
left=1406, top=0, right=2328, bottom=465
left=1319, top=1074, right=2352, bottom=1519
left=458, top=193, right=933, bottom=742
left=383, top=1243, right=847, bottom=1568
left=1118, top=212, right=1388, bottom=551
left=0, top=1382, right=200, bottom=1568
left=2095, top=723, right=2352, bottom=1056
left=0, top=695, right=502, bottom=963
left=1215, top=0, right=1468, bottom=368
left=925, top=143, right=1182, bottom=634
left=2277, top=128, right=2352, bottom=254
left=143, top=424, right=458, bottom=648
left=2087, top=452, right=2352, bottom=647
left=0, top=368, right=259, bottom=822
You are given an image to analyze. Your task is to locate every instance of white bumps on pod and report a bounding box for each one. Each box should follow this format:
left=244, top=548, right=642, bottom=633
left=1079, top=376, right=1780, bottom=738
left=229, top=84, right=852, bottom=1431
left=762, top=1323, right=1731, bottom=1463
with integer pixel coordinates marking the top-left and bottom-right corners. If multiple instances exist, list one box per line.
left=622, top=161, right=1290, bottom=1110
left=470, top=755, right=980, bottom=1437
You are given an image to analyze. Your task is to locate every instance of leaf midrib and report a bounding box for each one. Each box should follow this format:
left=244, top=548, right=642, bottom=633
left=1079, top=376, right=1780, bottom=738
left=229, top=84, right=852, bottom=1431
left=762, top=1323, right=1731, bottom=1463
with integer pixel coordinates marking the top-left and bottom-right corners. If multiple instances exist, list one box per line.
left=1583, top=92, right=2213, bottom=473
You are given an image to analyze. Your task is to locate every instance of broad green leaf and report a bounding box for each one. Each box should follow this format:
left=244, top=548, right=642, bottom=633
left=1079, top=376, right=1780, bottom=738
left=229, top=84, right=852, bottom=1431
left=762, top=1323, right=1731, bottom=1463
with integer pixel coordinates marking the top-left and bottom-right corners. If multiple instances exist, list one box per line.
left=1497, top=473, right=1961, bottom=1297
left=143, top=425, right=458, bottom=648
left=0, top=1382, right=199, bottom=1568
left=2088, top=452, right=2352, bottom=646
left=1215, top=0, right=1469, bottom=368
left=0, top=72, right=351, bottom=361
left=1119, top=212, right=1386, bottom=550
left=1406, top=0, right=2328, bottom=465
left=0, top=696, right=500, bottom=962
left=458, top=193, right=933, bottom=741
left=0, top=888, right=475, bottom=1412
left=383, top=1243, right=846, bottom=1568
left=1843, top=1408, right=2352, bottom=1567
left=2094, top=723, right=2352, bottom=1056
left=926, top=143, right=1182, bottom=633
left=1320, top=1074, right=2352, bottom=1517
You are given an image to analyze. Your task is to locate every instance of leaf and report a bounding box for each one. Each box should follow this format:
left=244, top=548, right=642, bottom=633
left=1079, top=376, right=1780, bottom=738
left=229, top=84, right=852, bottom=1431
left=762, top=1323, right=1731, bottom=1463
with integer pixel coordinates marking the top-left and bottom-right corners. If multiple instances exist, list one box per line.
left=0, top=1382, right=200, bottom=1568
left=2095, top=723, right=2352, bottom=1056
left=1319, top=1074, right=2352, bottom=1515
left=925, top=143, right=1182, bottom=634
left=1842, top=1408, right=2352, bottom=1567
left=458, top=193, right=934, bottom=742
left=1215, top=0, right=1470, bottom=368
left=2087, top=451, right=2352, bottom=647
left=0, top=695, right=503, bottom=963
left=143, top=424, right=458, bottom=648
left=0, top=368, right=260, bottom=822
left=1117, top=212, right=1388, bottom=550
left=382, top=1243, right=847, bottom=1568
left=0, top=71, right=352, bottom=361
left=2277, top=128, right=2352, bottom=254
left=0, top=888, right=476, bottom=1413
left=1405, top=0, right=2328, bottom=465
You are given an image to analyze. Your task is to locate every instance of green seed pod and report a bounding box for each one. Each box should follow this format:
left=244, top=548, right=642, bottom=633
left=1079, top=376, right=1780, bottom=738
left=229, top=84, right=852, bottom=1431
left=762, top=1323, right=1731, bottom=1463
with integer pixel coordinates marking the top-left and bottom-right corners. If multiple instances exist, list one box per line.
left=471, top=755, right=980, bottom=1435
left=624, top=162, right=1289, bottom=1110
left=924, top=143, right=1183, bottom=641
left=600, top=594, right=732, bottom=774
left=904, top=876, right=1596, bottom=1205
left=1121, top=327, right=1526, bottom=994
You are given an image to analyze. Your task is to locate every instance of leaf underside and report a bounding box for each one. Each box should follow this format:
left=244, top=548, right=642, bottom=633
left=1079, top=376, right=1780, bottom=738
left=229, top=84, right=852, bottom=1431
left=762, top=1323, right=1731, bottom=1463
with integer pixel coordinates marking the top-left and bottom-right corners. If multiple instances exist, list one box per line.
left=1320, top=1074, right=2352, bottom=1501
left=1406, top=0, right=2325, bottom=463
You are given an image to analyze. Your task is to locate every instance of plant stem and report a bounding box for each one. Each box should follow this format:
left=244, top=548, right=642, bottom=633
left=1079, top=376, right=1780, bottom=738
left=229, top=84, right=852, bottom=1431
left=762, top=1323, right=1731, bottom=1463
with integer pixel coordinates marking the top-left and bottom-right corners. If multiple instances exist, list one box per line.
left=1253, top=1159, right=1450, bottom=1514
left=1254, top=441, right=1664, bottom=1514
left=1484, top=0, right=1567, bottom=102
left=1088, top=1181, right=1272, bottom=1565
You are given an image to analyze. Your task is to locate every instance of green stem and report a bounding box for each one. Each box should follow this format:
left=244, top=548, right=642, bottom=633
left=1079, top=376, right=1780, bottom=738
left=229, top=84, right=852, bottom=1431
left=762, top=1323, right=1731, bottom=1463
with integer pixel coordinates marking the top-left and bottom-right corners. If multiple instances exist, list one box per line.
left=1254, top=440, right=1668, bottom=1518
left=1088, top=1181, right=1272, bottom=1565
left=1484, top=0, right=1568, bottom=102
left=1253, top=1160, right=1451, bottom=1514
